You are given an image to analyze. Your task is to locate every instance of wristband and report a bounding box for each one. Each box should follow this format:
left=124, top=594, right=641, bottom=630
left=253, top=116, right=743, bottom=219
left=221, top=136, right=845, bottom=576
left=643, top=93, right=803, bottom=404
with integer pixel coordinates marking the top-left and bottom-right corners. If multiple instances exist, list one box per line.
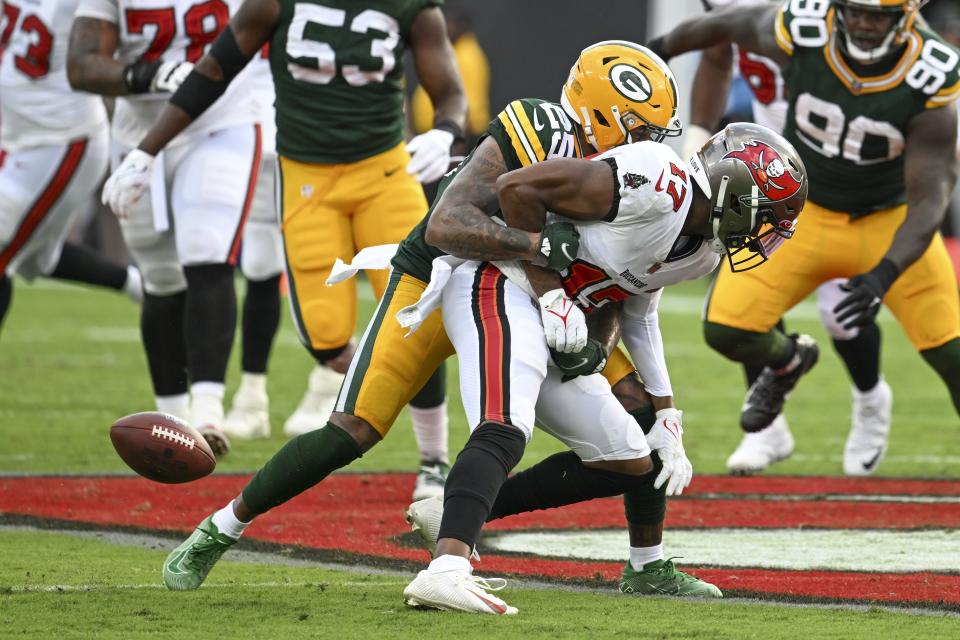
left=434, top=119, right=465, bottom=145
left=123, top=60, right=163, bottom=94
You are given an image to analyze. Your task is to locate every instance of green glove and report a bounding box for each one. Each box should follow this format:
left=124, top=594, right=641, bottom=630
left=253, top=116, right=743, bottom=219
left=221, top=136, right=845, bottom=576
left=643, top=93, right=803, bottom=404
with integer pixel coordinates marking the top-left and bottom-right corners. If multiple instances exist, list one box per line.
left=538, top=222, right=580, bottom=271
left=550, top=338, right=607, bottom=382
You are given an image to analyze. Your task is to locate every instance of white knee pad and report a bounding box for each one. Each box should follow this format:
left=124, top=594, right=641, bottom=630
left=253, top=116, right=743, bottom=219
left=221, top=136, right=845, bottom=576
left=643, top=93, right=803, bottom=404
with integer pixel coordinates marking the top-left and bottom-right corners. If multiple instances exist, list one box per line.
left=536, top=369, right=651, bottom=463
left=817, top=278, right=860, bottom=340
left=241, top=159, right=283, bottom=280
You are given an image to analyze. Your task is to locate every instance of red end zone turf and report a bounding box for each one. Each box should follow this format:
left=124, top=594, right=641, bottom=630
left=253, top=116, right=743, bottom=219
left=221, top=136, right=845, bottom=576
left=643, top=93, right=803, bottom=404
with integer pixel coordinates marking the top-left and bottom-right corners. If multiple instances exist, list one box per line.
left=1, top=473, right=958, bottom=607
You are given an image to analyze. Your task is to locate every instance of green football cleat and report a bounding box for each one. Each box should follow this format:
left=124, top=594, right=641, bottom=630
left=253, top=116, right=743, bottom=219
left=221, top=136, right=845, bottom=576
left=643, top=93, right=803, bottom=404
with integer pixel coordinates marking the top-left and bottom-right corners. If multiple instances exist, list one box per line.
left=618, top=558, right=723, bottom=598
left=163, top=515, right=237, bottom=590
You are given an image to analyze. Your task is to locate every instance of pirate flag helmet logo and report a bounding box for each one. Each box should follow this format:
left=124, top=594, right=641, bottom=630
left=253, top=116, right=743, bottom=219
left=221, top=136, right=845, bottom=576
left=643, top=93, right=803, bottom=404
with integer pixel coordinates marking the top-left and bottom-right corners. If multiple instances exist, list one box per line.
left=688, top=122, right=808, bottom=272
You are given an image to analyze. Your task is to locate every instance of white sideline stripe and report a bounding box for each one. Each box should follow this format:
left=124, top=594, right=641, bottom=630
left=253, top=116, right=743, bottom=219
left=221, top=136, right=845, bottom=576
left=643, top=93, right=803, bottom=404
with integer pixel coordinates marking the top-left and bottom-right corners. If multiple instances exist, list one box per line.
left=7, top=580, right=409, bottom=593
left=484, top=529, right=960, bottom=573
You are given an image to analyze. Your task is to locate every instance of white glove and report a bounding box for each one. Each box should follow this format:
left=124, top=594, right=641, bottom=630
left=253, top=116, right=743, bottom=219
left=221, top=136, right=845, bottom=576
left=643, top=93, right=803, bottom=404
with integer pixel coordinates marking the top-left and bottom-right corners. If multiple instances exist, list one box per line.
left=645, top=408, right=693, bottom=496
left=150, top=61, right=194, bottom=93
left=406, top=128, right=454, bottom=183
left=538, top=288, right=588, bottom=354
left=102, top=149, right=154, bottom=219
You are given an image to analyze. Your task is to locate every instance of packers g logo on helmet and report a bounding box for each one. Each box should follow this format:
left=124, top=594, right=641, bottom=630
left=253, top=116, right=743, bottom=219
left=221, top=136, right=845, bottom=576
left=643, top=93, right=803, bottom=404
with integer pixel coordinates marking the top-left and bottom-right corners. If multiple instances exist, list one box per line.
left=561, top=40, right=681, bottom=152
left=609, top=64, right=653, bottom=103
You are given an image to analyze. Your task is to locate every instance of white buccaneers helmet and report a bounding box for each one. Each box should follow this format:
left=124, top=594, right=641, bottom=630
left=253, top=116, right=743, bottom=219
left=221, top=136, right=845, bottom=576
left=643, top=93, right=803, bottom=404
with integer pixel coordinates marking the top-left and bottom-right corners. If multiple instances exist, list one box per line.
left=561, top=40, right=682, bottom=152
left=832, top=0, right=929, bottom=62
left=689, top=123, right=808, bottom=272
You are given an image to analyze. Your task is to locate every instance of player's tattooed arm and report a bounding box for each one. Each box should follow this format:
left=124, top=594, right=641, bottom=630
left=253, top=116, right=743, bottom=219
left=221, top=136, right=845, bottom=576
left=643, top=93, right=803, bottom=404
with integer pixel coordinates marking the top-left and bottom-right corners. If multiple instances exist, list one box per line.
left=67, top=18, right=127, bottom=96
left=888, top=105, right=959, bottom=270
left=425, top=138, right=542, bottom=261
left=653, top=2, right=786, bottom=68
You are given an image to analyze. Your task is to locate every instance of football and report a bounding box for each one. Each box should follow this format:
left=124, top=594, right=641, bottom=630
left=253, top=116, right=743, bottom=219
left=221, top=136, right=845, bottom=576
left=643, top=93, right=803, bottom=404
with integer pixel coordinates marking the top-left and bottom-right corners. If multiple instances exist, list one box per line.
left=110, top=412, right=216, bottom=484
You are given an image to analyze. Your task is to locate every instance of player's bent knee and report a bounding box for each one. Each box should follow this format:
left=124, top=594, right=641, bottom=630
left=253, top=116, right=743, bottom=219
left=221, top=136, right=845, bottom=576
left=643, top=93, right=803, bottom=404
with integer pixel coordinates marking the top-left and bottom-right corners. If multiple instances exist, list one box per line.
left=817, top=296, right=859, bottom=340
left=328, top=412, right=382, bottom=452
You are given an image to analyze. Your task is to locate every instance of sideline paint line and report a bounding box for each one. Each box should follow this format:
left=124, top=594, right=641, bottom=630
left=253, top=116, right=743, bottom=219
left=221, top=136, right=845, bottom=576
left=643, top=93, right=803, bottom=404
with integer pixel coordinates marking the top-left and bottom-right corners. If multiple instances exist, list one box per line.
left=484, top=529, right=960, bottom=573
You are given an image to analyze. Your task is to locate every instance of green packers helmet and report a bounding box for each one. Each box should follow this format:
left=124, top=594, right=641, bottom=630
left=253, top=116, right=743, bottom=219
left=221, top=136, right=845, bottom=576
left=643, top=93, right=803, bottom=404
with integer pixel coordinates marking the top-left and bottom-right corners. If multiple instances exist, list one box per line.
left=832, top=0, right=928, bottom=62
left=688, top=122, right=808, bottom=272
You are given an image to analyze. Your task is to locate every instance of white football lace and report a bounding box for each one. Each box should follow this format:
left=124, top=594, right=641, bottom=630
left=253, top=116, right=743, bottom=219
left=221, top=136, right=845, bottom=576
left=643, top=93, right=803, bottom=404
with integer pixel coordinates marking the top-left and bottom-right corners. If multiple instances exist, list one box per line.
left=465, top=575, right=508, bottom=592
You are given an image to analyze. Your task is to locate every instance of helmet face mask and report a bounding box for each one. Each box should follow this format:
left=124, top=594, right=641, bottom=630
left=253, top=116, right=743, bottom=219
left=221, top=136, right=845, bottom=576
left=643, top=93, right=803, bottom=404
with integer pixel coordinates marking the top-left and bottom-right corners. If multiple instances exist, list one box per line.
left=561, top=40, right=682, bottom=152
left=688, top=123, right=808, bottom=273
left=832, top=0, right=928, bottom=62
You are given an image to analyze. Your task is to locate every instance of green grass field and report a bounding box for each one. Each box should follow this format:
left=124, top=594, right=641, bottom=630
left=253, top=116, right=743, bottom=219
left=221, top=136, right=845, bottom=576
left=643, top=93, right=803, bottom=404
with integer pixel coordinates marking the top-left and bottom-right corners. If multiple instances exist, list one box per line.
left=1, top=277, right=958, bottom=638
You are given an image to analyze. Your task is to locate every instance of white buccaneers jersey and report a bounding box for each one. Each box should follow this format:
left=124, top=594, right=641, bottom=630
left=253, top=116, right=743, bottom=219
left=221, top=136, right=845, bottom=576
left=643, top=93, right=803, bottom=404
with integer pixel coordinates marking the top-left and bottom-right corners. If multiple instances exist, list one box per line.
left=0, top=0, right=108, bottom=152
left=498, top=141, right=720, bottom=308
left=75, top=0, right=257, bottom=147
left=704, top=0, right=788, bottom=132
left=558, top=141, right=720, bottom=309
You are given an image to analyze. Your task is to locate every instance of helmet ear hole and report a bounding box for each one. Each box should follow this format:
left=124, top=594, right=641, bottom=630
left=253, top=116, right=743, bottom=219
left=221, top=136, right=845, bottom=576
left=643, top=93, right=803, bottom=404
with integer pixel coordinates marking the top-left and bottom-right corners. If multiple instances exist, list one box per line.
left=593, top=109, right=610, bottom=127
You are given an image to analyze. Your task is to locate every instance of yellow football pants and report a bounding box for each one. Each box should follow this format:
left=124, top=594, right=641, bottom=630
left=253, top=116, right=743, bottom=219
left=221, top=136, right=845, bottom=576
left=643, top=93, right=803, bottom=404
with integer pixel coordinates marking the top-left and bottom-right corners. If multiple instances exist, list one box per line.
left=278, top=143, right=429, bottom=351
left=706, top=201, right=960, bottom=351
left=337, top=271, right=454, bottom=436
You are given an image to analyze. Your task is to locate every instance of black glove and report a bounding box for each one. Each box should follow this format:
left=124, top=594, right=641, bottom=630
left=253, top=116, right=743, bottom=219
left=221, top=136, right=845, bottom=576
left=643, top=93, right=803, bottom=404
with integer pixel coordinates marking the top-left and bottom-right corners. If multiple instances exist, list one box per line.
left=551, top=338, right=608, bottom=382
left=833, top=259, right=900, bottom=330
left=537, top=222, right=580, bottom=271
left=645, top=35, right=672, bottom=64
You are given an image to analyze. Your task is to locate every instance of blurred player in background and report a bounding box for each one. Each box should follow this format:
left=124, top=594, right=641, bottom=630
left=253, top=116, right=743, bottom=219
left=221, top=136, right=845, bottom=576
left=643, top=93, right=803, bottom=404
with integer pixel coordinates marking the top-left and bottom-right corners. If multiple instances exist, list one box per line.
left=100, top=0, right=468, bottom=498
left=683, top=0, right=891, bottom=477
left=649, top=0, right=960, bottom=471
left=221, top=48, right=285, bottom=440
left=410, top=5, right=489, bottom=149
left=69, top=0, right=263, bottom=457
left=0, top=0, right=141, bottom=338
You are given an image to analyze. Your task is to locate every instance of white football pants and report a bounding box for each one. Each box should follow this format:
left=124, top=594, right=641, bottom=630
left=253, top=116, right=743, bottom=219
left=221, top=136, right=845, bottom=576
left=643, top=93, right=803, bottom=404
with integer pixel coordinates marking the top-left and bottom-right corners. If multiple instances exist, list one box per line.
left=112, top=123, right=261, bottom=295
left=441, top=261, right=650, bottom=462
left=0, top=130, right=109, bottom=279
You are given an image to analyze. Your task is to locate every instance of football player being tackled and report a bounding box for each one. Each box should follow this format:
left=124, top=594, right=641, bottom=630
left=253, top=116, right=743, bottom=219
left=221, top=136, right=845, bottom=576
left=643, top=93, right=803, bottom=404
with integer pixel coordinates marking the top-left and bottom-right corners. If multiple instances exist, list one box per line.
left=97, top=0, right=469, bottom=498
left=646, top=0, right=960, bottom=462
left=138, top=40, right=724, bottom=603
left=402, top=114, right=808, bottom=615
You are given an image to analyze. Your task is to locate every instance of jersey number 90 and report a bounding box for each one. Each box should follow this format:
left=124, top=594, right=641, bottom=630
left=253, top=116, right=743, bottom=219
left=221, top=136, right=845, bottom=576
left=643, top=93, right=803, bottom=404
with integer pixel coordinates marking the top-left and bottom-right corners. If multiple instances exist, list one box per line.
left=286, top=3, right=399, bottom=86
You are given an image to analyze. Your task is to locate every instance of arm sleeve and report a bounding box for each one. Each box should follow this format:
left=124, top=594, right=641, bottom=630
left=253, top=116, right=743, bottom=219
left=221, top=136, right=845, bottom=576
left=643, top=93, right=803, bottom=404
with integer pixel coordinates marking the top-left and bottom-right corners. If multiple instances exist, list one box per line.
left=773, top=0, right=795, bottom=56
left=621, top=290, right=673, bottom=397
left=75, top=0, right=119, bottom=23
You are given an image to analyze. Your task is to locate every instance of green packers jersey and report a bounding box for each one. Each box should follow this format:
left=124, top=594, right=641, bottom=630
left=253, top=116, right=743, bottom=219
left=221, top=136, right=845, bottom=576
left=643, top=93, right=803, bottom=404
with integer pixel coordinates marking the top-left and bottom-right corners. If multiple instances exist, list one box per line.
left=392, top=98, right=584, bottom=280
left=774, top=2, right=960, bottom=215
left=270, top=0, right=439, bottom=163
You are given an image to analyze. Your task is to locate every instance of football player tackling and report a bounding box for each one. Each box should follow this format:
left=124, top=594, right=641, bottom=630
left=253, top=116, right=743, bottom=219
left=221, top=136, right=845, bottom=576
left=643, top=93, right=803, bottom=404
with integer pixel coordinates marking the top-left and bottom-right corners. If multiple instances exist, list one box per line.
left=151, top=41, right=722, bottom=603
left=647, top=0, right=960, bottom=449
left=402, top=122, right=807, bottom=614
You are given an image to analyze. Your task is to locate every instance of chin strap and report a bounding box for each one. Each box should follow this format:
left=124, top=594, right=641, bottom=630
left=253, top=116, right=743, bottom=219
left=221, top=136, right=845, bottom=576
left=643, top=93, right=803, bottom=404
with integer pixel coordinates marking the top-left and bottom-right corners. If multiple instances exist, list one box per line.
left=708, top=175, right=730, bottom=255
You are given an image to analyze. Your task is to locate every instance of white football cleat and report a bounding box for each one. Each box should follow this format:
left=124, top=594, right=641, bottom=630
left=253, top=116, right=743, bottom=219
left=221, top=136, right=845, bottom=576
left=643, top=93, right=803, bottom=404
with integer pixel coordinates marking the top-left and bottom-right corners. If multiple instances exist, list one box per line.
left=726, top=415, right=794, bottom=475
left=406, top=497, right=480, bottom=560
left=283, top=366, right=343, bottom=437
left=403, top=568, right=517, bottom=615
left=223, top=375, right=270, bottom=439
left=190, top=392, right=231, bottom=458
left=412, top=460, right=449, bottom=501
left=844, top=379, right=892, bottom=476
